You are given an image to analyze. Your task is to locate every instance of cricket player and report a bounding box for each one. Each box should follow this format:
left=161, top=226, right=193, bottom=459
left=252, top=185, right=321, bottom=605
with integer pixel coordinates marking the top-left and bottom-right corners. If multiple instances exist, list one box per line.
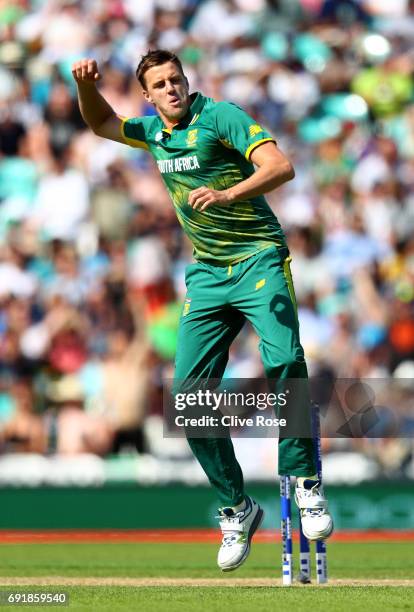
left=72, top=49, right=333, bottom=572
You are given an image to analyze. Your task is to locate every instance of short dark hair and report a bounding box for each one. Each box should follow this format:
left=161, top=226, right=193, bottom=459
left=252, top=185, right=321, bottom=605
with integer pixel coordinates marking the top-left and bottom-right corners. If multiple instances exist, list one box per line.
left=136, top=49, right=185, bottom=88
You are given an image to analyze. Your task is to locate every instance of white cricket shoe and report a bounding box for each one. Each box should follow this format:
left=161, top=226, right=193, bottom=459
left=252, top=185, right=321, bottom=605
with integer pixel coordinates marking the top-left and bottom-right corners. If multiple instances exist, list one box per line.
left=217, top=496, right=264, bottom=572
left=295, top=479, right=333, bottom=541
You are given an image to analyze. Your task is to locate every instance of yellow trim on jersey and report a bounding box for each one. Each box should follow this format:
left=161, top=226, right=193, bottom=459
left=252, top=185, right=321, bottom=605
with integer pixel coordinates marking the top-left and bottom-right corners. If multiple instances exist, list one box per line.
left=245, top=138, right=275, bottom=161
left=189, top=113, right=200, bottom=126
left=282, top=256, right=298, bottom=323
left=119, top=116, right=149, bottom=150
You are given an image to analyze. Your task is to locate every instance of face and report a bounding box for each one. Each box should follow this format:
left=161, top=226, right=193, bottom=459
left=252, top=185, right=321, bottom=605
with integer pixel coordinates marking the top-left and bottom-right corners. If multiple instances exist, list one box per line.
left=142, top=61, right=190, bottom=125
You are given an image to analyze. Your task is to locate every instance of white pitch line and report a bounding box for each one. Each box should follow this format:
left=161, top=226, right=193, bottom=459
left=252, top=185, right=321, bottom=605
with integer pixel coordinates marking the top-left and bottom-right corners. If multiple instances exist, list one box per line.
left=0, top=577, right=413, bottom=587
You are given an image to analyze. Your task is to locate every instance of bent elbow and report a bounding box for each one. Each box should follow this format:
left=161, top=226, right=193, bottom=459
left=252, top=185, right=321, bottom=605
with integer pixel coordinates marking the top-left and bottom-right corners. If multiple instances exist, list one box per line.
left=92, top=123, right=106, bottom=137
left=285, top=163, right=295, bottom=181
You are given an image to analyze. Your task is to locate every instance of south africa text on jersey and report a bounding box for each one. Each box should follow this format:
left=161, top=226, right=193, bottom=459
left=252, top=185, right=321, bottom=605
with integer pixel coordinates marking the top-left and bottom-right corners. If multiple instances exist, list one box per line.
left=157, top=155, right=200, bottom=173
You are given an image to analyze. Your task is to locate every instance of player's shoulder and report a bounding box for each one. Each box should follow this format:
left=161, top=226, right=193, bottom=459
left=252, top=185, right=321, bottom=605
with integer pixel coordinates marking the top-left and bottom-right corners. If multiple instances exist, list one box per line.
left=208, top=99, right=245, bottom=116
left=121, top=114, right=163, bottom=146
left=205, top=99, right=249, bottom=129
left=214, top=99, right=243, bottom=110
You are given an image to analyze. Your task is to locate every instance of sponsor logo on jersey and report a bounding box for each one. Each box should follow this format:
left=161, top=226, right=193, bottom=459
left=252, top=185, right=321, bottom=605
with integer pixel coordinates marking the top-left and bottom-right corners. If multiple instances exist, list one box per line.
left=249, top=124, right=263, bottom=137
left=186, top=129, right=198, bottom=146
left=157, top=155, right=200, bottom=173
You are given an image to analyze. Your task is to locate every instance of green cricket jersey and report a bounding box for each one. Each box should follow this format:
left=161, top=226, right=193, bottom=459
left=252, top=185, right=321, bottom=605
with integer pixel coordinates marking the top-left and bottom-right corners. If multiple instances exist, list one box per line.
left=121, top=92, right=287, bottom=265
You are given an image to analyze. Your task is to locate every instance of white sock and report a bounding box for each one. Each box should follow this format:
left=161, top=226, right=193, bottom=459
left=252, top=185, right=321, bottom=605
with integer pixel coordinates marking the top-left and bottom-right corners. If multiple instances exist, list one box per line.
left=297, top=475, right=318, bottom=487
left=232, top=498, right=247, bottom=512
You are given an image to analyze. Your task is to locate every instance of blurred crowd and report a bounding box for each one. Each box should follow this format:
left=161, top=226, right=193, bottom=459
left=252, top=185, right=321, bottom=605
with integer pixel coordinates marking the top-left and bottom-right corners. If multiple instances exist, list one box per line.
left=1, top=0, right=414, bottom=478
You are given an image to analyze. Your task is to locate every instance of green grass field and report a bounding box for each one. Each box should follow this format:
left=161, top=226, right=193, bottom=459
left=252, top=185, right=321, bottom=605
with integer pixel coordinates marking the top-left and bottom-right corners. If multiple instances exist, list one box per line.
left=0, top=541, right=413, bottom=611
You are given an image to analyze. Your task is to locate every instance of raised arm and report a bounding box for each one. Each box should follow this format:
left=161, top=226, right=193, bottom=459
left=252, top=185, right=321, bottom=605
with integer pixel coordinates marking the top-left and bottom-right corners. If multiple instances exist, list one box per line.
left=71, top=58, right=125, bottom=143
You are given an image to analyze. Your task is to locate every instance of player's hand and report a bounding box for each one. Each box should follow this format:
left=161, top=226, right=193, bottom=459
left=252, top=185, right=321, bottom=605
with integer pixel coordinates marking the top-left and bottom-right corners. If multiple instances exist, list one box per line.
left=188, top=187, right=233, bottom=211
left=71, top=58, right=101, bottom=84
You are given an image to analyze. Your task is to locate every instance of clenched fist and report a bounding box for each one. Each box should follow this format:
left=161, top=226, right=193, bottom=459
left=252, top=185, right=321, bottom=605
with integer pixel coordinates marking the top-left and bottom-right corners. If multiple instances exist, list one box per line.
left=71, top=58, right=101, bottom=83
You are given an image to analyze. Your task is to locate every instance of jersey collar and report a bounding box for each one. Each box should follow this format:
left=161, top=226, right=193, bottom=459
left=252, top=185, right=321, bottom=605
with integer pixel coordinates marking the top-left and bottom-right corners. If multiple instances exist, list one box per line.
left=161, top=92, right=205, bottom=134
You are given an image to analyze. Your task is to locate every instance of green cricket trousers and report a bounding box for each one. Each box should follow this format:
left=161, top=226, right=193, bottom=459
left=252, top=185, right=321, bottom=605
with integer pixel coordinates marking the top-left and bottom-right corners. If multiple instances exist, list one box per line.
left=174, top=245, right=316, bottom=507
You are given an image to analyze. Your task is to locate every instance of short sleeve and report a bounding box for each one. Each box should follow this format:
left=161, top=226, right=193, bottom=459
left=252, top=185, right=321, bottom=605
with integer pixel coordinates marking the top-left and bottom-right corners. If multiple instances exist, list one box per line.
left=214, top=102, right=275, bottom=161
left=120, top=116, right=150, bottom=150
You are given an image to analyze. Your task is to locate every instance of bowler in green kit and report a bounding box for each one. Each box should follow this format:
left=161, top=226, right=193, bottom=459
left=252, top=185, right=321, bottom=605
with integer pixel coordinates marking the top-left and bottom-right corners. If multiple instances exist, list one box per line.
left=73, top=49, right=333, bottom=572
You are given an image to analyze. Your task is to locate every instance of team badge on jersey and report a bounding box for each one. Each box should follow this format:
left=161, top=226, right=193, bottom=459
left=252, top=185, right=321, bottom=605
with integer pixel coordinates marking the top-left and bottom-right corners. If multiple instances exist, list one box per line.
left=186, top=129, right=198, bottom=146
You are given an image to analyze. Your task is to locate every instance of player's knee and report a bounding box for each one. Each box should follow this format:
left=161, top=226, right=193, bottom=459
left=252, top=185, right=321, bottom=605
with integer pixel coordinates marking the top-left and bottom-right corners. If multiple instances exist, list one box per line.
left=286, top=351, right=303, bottom=364
left=283, top=351, right=306, bottom=374
left=264, top=347, right=306, bottom=377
